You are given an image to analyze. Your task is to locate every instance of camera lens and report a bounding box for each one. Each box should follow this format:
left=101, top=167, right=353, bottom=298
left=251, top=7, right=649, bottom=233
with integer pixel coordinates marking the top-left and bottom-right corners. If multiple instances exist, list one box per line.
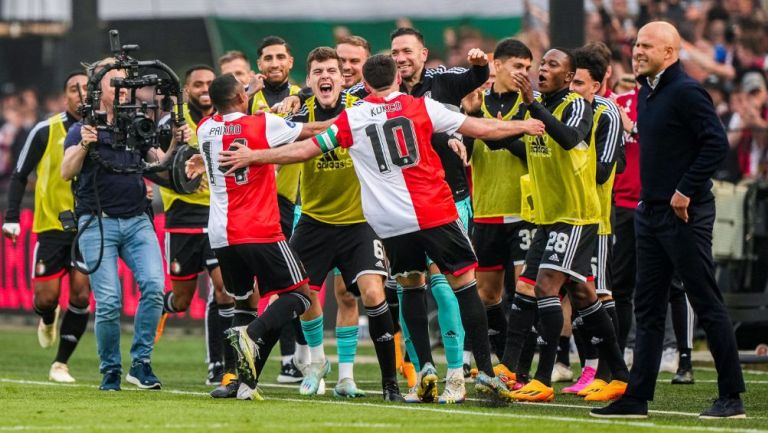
left=133, top=117, right=155, bottom=138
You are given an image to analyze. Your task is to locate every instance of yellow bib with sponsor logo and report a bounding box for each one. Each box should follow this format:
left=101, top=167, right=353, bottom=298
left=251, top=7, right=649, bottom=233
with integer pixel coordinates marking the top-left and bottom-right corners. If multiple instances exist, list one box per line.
left=524, top=92, right=599, bottom=225
left=471, top=91, right=527, bottom=219
left=299, top=95, right=364, bottom=224
left=33, top=114, right=74, bottom=233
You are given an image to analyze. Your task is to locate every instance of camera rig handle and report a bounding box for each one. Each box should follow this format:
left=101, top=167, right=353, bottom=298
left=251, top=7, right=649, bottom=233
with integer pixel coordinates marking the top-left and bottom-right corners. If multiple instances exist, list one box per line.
left=80, top=30, right=194, bottom=184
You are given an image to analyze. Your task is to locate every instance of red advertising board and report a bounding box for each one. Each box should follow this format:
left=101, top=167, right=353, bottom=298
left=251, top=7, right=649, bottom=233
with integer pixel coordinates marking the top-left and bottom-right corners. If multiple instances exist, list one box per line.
left=0, top=210, right=209, bottom=319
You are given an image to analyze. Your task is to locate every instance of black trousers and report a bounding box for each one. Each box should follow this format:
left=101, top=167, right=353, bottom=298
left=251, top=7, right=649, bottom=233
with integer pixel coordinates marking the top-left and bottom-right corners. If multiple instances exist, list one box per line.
left=627, top=200, right=745, bottom=401
left=611, top=206, right=636, bottom=350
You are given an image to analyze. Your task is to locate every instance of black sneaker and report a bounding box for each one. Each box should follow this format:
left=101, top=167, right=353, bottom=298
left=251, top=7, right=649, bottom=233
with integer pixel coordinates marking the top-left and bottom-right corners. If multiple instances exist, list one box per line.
left=700, top=397, right=746, bottom=419
left=671, top=367, right=694, bottom=385
left=207, top=362, right=225, bottom=386
left=99, top=369, right=121, bottom=391
left=462, top=363, right=472, bottom=379
left=590, top=396, right=648, bottom=419
left=210, top=378, right=239, bottom=398
left=383, top=381, right=405, bottom=402
left=277, top=358, right=303, bottom=383
left=126, top=359, right=162, bottom=390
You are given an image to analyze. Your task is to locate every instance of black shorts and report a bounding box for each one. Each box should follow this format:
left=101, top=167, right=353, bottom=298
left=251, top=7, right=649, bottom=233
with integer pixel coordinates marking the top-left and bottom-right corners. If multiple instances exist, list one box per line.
left=473, top=221, right=537, bottom=271
left=591, top=234, right=613, bottom=296
left=520, top=223, right=598, bottom=284
left=213, top=240, right=308, bottom=300
left=32, top=231, right=77, bottom=281
left=290, top=215, right=388, bottom=295
left=278, top=195, right=296, bottom=239
left=164, top=231, right=219, bottom=281
left=382, top=220, right=477, bottom=278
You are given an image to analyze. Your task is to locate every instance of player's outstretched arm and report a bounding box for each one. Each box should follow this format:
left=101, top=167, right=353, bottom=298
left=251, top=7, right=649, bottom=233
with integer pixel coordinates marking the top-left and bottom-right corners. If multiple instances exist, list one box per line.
left=457, top=117, right=545, bottom=141
left=298, top=119, right=335, bottom=139
left=218, top=140, right=321, bottom=175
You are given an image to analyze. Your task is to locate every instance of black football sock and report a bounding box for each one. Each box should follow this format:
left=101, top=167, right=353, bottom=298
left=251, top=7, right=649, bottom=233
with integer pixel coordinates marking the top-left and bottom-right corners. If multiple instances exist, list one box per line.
left=366, top=301, right=398, bottom=386
left=669, top=286, right=694, bottom=361
left=246, top=292, right=310, bottom=379
left=579, top=300, right=629, bottom=383
left=486, top=300, right=507, bottom=360
left=385, top=278, right=401, bottom=334
left=501, top=293, right=537, bottom=372
left=54, top=303, right=89, bottom=364
left=517, top=330, right=537, bottom=381
left=218, top=303, right=236, bottom=373
left=400, top=285, right=433, bottom=369
left=455, top=280, right=493, bottom=376
left=278, top=314, right=297, bottom=357
left=292, top=316, right=307, bottom=345
left=556, top=335, right=571, bottom=367
left=233, top=301, right=258, bottom=328
left=533, top=296, right=563, bottom=387
left=34, top=300, right=58, bottom=325
left=163, top=291, right=181, bottom=313
left=206, top=300, right=223, bottom=366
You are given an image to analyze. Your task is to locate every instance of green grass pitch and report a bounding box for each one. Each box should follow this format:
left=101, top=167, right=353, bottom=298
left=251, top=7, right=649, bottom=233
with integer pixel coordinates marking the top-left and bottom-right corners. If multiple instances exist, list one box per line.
left=0, top=327, right=766, bottom=433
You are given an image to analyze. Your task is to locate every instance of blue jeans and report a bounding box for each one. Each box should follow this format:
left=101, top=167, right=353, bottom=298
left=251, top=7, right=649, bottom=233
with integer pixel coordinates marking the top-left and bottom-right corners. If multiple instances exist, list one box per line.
left=78, top=214, right=164, bottom=374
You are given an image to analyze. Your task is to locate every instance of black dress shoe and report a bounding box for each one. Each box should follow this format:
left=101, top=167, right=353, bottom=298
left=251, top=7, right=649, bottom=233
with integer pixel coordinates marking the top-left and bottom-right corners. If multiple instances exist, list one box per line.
left=671, top=367, right=694, bottom=385
left=590, top=396, right=649, bottom=418
left=700, top=397, right=746, bottom=419
left=383, top=382, right=406, bottom=402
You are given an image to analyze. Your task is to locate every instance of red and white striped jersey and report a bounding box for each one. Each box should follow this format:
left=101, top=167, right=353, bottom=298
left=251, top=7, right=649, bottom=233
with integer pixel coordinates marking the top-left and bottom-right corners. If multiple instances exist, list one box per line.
left=312, top=92, right=467, bottom=238
left=197, top=111, right=302, bottom=248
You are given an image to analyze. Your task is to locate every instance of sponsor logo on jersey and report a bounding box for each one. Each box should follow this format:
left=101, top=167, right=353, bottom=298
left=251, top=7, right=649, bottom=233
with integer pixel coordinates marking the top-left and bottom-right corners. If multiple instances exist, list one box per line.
left=530, top=136, right=551, bottom=156
left=549, top=253, right=560, bottom=262
left=590, top=337, right=603, bottom=345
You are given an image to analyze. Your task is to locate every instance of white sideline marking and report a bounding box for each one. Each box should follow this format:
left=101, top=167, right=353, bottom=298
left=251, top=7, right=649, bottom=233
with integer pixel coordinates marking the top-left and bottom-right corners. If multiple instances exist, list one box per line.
left=698, top=367, right=768, bottom=376
left=0, top=424, right=224, bottom=431
left=322, top=422, right=396, bottom=428
left=1, top=378, right=766, bottom=433
left=255, top=382, right=768, bottom=418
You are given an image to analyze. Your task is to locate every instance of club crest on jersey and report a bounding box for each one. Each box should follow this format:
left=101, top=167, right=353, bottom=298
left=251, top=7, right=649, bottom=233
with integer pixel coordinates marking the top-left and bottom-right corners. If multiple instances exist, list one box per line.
left=35, top=260, right=46, bottom=276
left=170, top=259, right=182, bottom=275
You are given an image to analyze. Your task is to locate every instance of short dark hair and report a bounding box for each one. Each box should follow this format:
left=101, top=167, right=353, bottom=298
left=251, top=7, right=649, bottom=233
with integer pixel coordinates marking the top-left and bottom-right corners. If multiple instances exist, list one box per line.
left=306, top=47, right=341, bottom=74
left=184, top=64, right=216, bottom=83
left=209, top=73, right=242, bottom=111
left=583, top=42, right=612, bottom=66
left=258, top=36, right=291, bottom=57
left=493, top=38, right=533, bottom=61
left=572, top=46, right=608, bottom=83
left=551, top=47, right=576, bottom=73
left=363, top=54, right=397, bottom=91
left=390, top=27, right=424, bottom=45
left=63, top=70, right=87, bottom=91
left=337, top=35, right=371, bottom=54
left=218, top=50, right=249, bottom=66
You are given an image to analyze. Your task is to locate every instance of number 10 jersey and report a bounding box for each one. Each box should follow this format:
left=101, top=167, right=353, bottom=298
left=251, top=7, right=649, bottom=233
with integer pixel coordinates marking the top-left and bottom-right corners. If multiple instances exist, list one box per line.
left=312, top=92, right=466, bottom=239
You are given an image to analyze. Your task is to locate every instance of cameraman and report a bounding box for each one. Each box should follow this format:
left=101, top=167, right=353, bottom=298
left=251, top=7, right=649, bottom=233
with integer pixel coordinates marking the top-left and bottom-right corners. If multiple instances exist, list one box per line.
left=61, top=58, right=189, bottom=391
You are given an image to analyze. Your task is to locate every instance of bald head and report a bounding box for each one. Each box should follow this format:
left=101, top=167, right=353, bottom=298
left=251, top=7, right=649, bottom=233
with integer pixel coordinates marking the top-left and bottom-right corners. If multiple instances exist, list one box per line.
left=633, top=21, right=680, bottom=77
